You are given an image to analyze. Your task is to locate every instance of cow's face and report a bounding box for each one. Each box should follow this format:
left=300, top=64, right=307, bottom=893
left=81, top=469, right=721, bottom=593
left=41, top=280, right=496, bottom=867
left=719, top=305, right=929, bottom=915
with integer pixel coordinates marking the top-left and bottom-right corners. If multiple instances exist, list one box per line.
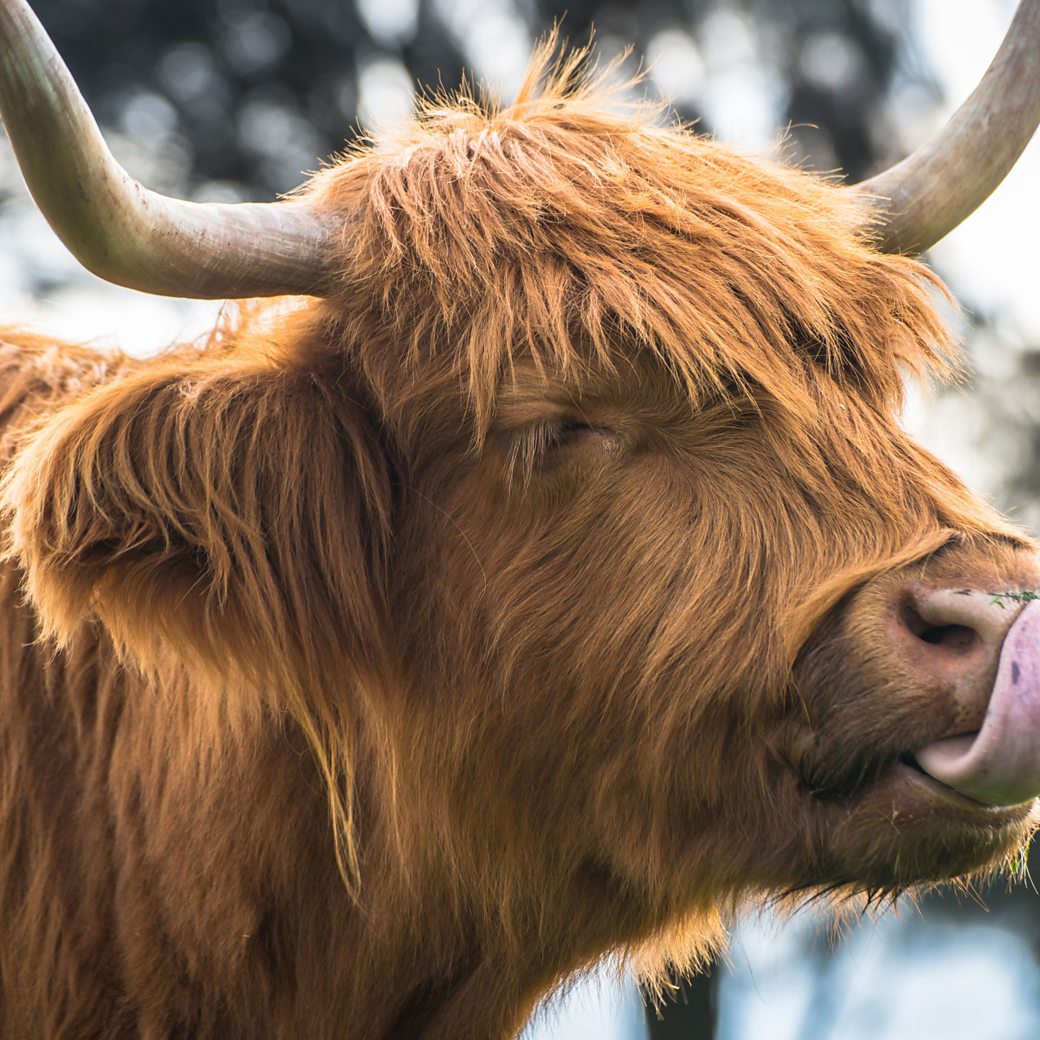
left=299, top=93, right=1040, bottom=923
left=368, top=320, right=1039, bottom=921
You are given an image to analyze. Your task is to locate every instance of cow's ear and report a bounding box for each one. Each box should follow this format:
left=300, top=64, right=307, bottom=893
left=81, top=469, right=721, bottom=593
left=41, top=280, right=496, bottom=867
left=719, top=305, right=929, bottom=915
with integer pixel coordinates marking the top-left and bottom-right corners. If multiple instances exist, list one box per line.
left=1, top=354, right=393, bottom=696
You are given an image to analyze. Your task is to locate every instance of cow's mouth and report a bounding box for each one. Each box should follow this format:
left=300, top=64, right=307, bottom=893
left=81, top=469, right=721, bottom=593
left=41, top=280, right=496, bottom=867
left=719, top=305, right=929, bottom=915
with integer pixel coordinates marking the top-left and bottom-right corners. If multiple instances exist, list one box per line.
left=806, top=737, right=1034, bottom=823
left=796, top=720, right=1037, bottom=886
left=896, top=748, right=988, bottom=805
left=784, top=576, right=1040, bottom=886
left=803, top=745, right=1017, bottom=814
left=798, top=747, right=1034, bottom=889
left=802, top=595, right=1040, bottom=813
left=892, top=748, right=1020, bottom=810
left=847, top=752, right=1034, bottom=825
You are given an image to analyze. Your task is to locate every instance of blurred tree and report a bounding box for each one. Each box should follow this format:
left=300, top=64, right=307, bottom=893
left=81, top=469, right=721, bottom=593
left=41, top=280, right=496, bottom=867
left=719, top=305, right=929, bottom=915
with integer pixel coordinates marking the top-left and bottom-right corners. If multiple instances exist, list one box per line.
left=25, top=0, right=914, bottom=199
left=646, top=970, right=717, bottom=1039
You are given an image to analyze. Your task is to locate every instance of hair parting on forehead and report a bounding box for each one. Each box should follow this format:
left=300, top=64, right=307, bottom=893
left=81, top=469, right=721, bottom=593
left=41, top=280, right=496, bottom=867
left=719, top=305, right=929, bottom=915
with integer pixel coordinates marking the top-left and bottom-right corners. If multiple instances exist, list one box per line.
left=304, top=38, right=958, bottom=431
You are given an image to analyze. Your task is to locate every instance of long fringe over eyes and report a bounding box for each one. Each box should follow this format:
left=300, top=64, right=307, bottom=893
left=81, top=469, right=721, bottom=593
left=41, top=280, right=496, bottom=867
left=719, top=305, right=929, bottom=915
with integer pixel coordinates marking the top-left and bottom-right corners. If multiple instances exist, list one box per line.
left=306, top=39, right=957, bottom=436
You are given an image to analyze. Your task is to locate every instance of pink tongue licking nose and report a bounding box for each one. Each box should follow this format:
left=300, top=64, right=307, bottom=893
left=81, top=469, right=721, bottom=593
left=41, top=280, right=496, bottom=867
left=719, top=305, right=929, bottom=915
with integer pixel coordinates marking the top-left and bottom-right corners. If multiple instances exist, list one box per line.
left=917, top=600, right=1040, bottom=806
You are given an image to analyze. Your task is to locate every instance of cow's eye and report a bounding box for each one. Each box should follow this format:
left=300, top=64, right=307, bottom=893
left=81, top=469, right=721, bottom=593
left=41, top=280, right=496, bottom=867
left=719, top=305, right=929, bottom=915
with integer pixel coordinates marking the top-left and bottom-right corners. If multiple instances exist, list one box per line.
left=508, top=418, right=620, bottom=482
left=547, top=419, right=616, bottom=450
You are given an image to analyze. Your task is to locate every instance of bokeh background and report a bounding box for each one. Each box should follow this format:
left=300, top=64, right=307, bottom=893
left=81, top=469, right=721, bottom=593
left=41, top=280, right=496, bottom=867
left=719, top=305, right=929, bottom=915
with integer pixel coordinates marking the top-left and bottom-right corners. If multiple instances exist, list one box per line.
left=0, top=1, right=1037, bottom=1037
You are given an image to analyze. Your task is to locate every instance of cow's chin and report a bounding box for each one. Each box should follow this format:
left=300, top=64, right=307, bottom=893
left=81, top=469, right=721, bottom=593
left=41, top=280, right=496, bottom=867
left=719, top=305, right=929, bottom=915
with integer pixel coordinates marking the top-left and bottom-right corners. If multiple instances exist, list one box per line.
left=806, top=760, right=1037, bottom=888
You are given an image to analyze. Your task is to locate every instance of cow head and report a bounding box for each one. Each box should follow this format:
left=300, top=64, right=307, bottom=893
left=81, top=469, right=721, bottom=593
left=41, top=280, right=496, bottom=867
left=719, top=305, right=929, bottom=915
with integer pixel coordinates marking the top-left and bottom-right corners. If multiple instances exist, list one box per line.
left=1, top=0, right=1039, bottom=990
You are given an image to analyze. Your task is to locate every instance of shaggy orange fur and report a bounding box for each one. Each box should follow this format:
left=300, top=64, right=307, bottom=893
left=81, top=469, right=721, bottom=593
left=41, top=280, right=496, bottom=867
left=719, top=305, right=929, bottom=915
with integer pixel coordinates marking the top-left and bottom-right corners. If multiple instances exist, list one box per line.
left=0, top=48, right=1036, bottom=1039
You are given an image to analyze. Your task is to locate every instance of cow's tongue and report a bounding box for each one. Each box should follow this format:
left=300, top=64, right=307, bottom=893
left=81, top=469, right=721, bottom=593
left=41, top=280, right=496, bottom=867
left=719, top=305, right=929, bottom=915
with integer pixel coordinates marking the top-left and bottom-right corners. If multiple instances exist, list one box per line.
left=916, top=600, right=1040, bottom=807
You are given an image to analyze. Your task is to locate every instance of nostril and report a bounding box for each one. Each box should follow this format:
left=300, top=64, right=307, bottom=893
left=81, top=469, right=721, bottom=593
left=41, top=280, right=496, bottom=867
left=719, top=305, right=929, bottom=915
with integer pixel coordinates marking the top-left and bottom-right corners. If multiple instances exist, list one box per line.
left=889, top=585, right=1027, bottom=741
left=901, top=601, right=980, bottom=655
left=918, top=624, right=977, bottom=651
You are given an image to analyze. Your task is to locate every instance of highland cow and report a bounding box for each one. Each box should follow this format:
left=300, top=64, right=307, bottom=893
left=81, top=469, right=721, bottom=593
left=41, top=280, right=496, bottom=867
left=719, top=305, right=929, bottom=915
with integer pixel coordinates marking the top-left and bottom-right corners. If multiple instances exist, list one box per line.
left=0, top=0, right=1038, bottom=1037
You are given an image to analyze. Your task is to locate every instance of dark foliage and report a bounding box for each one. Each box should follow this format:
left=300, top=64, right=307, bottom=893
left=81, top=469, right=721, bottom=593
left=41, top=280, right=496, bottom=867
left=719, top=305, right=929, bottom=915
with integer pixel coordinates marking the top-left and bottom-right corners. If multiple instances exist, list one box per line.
left=29, top=0, right=911, bottom=197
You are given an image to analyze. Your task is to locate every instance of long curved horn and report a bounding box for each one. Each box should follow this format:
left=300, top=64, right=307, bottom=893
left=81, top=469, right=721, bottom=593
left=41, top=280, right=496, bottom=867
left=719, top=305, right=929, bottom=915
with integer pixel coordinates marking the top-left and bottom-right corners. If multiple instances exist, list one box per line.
left=860, top=0, right=1040, bottom=255
left=0, top=0, right=337, bottom=298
